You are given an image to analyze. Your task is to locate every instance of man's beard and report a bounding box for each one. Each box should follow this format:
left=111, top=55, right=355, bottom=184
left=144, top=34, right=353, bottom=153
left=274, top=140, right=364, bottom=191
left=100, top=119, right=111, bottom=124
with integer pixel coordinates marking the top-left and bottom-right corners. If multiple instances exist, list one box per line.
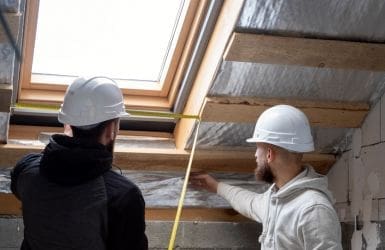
left=255, top=161, right=274, bottom=184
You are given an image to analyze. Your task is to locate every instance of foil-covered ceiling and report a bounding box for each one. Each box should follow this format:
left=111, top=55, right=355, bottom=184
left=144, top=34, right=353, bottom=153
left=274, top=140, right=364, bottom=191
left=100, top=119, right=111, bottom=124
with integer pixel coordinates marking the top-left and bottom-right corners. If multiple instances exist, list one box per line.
left=189, top=122, right=352, bottom=154
left=193, top=0, right=385, bottom=154
left=209, top=62, right=385, bottom=104
left=237, top=0, right=385, bottom=42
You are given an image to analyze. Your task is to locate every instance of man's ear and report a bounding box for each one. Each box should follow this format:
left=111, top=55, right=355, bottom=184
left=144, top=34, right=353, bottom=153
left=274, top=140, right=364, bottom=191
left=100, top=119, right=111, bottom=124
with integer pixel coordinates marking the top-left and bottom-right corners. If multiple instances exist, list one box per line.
left=108, top=120, right=119, bottom=140
left=266, top=147, right=275, bottom=163
left=101, top=121, right=116, bottom=142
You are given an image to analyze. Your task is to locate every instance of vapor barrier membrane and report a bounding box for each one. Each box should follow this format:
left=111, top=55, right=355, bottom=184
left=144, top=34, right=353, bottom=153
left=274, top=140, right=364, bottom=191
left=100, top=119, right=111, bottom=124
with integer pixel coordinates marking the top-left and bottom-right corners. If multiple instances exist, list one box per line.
left=0, top=169, right=267, bottom=208
left=0, top=44, right=15, bottom=83
left=238, top=0, right=385, bottom=42
left=0, top=169, right=11, bottom=193
left=210, top=62, right=385, bottom=104
left=188, top=122, right=350, bottom=154
left=0, top=112, right=10, bottom=143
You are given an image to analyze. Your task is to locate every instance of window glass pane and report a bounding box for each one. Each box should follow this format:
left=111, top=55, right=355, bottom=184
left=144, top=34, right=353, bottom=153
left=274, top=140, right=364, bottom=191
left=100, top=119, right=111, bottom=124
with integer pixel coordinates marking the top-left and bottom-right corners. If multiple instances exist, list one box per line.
left=32, top=0, right=183, bottom=82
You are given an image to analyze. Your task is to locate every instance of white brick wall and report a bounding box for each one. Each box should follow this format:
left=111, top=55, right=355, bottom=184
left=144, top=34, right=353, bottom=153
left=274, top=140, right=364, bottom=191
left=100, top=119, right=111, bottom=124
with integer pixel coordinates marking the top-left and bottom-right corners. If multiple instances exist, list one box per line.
left=329, top=93, right=385, bottom=217
left=328, top=92, right=385, bottom=248
left=328, top=151, right=349, bottom=203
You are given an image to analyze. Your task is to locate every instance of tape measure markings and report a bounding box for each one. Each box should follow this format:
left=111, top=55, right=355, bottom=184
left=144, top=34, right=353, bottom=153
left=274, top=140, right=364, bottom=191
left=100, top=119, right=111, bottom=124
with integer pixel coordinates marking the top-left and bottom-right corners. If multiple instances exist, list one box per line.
left=13, top=103, right=200, bottom=120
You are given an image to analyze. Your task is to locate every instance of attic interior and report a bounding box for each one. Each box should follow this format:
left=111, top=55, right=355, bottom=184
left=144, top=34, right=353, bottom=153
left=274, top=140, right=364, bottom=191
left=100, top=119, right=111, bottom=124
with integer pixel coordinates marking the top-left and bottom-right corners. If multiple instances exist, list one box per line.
left=1, top=0, right=385, bottom=249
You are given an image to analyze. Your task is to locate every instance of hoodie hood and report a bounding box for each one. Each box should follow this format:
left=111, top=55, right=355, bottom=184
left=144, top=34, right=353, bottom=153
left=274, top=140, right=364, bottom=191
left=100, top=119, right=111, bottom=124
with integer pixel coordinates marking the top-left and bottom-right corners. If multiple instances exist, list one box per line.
left=273, top=166, right=334, bottom=203
left=40, top=134, right=112, bottom=186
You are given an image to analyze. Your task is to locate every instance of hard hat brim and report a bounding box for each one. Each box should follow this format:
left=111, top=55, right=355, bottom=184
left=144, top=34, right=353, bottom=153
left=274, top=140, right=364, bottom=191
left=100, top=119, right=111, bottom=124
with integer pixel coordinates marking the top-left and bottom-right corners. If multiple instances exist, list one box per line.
left=246, top=137, right=257, bottom=143
left=119, top=111, right=130, bottom=118
left=246, top=137, right=314, bottom=153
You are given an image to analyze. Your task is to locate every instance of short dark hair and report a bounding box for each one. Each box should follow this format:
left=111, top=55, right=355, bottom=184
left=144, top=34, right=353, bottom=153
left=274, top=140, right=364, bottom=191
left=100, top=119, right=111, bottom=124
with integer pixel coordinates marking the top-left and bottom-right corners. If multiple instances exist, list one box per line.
left=71, top=118, right=118, bottom=141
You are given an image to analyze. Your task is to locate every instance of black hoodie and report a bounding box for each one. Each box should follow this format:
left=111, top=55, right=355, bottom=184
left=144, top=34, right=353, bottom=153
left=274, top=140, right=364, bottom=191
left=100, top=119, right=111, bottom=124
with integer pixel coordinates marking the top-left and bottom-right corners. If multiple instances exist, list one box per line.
left=11, top=134, right=148, bottom=250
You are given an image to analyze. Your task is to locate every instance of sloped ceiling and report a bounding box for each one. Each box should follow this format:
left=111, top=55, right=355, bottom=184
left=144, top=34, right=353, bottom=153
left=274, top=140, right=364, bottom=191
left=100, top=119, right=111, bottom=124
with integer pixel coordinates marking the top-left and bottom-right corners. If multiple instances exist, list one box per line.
left=190, top=0, right=385, bottom=161
left=3, top=0, right=385, bottom=216
left=237, top=0, right=385, bottom=41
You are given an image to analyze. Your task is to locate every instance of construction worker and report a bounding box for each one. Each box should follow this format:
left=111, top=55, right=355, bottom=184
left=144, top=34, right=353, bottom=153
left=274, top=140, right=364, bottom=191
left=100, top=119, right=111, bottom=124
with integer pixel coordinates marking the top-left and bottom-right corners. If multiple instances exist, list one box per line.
left=190, top=105, right=342, bottom=249
left=11, top=77, right=148, bottom=250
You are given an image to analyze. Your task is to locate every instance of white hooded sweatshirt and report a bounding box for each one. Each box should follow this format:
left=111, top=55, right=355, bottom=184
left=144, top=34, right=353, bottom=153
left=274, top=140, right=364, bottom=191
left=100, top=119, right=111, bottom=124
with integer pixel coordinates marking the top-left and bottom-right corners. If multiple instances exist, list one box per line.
left=217, top=166, right=342, bottom=250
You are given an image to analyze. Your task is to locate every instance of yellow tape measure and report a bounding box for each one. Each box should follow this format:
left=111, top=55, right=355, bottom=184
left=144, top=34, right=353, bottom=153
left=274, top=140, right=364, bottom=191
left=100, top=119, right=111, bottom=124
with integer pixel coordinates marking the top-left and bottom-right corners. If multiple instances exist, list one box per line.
left=13, top=102, right=200, bottom=120
left=168, top=119, right=201, bottom=250
left=14, top=102, right=61, bottom=111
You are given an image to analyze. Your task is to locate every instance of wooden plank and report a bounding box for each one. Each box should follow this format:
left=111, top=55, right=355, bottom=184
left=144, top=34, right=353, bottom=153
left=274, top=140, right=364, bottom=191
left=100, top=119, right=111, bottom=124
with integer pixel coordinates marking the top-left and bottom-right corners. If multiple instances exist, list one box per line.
left=174, top=0, right=245, bottom=150
left=18, top=0, right=38, bottom=92
left=8, top=125, right=173, bottom=140
left=224, top=33, right=385, bottom=71
left=8, top=125, right=63, bottom=140
left=0, top=144, right=335, bottom=174
left=146, top=208, right=250, bottom=222
left=0, top=193, right=249, bottom=221
left=167, top=0, right=209, bottom=103
left=18, top=89, right=171, bottom=110
left=0, top=144, right=43, bottom=167
left=202, top=97, right=369, bottom=128
left=0, top=193, right=21, bottom=215
left=0, top=84, right=12, bottom=112
left=113, top=147, right=258, bottom=173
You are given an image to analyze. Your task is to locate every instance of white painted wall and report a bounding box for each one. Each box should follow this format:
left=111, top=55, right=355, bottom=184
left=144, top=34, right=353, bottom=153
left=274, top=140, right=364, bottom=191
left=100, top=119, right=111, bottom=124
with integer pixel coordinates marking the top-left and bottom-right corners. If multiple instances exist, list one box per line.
left=328, top=94, right=385, bottom=249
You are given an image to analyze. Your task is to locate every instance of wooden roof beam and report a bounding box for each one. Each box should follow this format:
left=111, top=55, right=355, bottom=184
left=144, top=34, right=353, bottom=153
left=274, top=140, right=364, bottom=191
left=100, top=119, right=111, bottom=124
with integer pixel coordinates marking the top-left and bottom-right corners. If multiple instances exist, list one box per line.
left=202, top=97, right=369, bottom=128
left=8, top=125, right=173, bottom=140
left=224, top=33, right=385, bottom=71
left=0, top=144, right=335, bottom=174
left=0, top=193, right=250, bottom=221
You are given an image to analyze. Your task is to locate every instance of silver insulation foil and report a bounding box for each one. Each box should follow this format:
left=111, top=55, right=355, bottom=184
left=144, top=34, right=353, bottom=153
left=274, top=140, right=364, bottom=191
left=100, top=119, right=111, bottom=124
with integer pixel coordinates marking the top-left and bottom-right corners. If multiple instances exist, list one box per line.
left=210, top=62, right=385, bottom=104
left=0, top=169, right=11, bottom=193
left=0, top=169, right=267, bottom=208
left=238, top=0, right=385, bottom=42
left=188, top=122, right=351, bottom=154
left=0, top=112, right=10, bottom=143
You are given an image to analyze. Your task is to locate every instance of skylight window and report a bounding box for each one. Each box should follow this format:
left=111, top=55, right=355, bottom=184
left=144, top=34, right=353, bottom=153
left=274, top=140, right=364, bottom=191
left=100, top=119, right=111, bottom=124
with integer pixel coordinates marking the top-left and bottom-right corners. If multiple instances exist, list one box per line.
left=19, top=0, right=203, bottom=109
left=32, top=0, right=183, bottom=83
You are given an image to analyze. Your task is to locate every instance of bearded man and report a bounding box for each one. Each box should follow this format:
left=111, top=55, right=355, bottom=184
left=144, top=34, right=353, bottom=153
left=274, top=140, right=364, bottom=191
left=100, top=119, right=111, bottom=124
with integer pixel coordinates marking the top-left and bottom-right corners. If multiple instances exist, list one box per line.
left=11, top=77, right=148, bottom=250
left=190, top=105, right=342, bottom=250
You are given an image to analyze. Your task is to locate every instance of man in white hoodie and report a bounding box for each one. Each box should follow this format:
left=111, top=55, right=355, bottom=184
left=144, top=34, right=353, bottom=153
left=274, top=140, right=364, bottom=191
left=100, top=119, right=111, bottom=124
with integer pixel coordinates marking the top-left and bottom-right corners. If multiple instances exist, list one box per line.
left=190, top=105, right=342, bottom=250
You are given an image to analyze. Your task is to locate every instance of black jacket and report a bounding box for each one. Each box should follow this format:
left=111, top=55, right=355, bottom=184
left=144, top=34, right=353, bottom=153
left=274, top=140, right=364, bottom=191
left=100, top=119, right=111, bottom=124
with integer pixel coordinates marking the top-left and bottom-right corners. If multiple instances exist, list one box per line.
left=11, top=134, right=148, bottom=250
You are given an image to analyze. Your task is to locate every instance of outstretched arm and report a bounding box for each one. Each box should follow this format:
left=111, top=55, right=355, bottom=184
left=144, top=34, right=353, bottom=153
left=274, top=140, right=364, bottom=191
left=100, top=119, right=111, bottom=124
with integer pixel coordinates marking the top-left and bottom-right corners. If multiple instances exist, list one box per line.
left=189, top=172, right=218, bottom=193
left=190, top=172, right=266, bottom=222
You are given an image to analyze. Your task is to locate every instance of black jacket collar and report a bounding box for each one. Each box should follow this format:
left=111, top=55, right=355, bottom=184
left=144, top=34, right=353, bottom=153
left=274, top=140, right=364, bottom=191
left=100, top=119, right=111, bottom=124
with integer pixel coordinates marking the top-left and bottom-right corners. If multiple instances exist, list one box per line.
left=40, top=134, right=112, bottom=186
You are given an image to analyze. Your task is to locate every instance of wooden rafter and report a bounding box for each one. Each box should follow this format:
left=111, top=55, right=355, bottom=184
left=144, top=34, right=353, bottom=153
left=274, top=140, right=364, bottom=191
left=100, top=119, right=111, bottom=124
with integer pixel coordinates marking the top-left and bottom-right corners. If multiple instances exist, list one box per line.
left=8, top=125, right=173, bottom=140
left=174, top=0, right=245, bottom=150
left=0, top=144, right=335, bottom=174
left=224, top=33, right=385, bottom=71
left=0, top=193, right=249, bottom=221
left=202, top=97, right=369, bottom=128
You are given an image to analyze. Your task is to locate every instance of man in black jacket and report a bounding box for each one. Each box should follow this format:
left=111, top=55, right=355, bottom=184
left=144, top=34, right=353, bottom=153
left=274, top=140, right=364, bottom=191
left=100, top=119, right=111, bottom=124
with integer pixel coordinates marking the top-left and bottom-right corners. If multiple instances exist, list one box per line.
left=11, top=77, right=148, bottom=250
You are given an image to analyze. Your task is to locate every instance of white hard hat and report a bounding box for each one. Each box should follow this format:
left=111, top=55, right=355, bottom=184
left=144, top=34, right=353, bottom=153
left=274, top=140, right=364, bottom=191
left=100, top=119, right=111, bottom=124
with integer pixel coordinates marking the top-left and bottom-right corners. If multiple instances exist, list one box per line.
left=58, top=76, right=129, bottom=127
left=246, top=105, right=314, bottom=153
